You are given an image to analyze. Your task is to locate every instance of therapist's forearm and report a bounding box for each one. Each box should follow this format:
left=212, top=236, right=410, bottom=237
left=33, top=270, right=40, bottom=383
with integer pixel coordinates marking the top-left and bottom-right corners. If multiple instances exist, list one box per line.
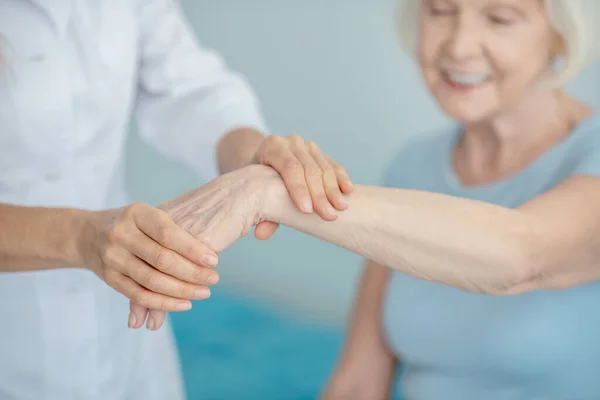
left=0, top=204, right=88, bottom=272
left=262, top=182, right=535, bottom=294
left=216, top=127, right=265, bottom=174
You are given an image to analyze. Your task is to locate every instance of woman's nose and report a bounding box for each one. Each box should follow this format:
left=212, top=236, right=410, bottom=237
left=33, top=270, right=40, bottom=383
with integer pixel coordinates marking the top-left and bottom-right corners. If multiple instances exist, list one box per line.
left=446, top=16, right=482, bottom=61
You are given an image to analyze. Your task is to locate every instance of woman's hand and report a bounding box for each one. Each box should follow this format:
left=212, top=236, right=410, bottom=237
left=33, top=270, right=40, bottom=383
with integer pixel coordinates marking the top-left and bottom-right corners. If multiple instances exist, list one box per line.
left=127, top=165, right=284, bottom=330
left=158, top=165, right=277, bottom=251
left=129, top=134, right=354, bottom=329
left=80, top=202, right=220, bottom=328
left=249, top=134, right=353, bottom=239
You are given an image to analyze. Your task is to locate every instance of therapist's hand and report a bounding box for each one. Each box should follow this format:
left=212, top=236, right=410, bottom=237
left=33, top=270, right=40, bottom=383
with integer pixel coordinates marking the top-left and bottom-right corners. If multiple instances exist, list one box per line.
left=249, top=134, right=353, bottom=240
left=81, top=202, right=220, bottom=323
left=128, top=165, right=286, bottom=330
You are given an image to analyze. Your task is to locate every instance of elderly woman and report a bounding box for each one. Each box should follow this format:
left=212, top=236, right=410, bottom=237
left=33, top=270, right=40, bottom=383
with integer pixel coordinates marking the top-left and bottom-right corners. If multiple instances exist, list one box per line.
left=130, top=0, right=600, bottom=398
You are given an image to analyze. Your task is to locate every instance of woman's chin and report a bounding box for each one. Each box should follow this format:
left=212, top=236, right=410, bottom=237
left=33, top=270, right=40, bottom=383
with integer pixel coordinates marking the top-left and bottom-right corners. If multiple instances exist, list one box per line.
left=437, top=102, right=493, bottom=125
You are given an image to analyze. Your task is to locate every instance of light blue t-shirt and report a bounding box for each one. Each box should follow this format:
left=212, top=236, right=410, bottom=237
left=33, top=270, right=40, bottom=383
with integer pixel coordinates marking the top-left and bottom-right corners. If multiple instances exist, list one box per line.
left=382, top=114, right=600, bottom=400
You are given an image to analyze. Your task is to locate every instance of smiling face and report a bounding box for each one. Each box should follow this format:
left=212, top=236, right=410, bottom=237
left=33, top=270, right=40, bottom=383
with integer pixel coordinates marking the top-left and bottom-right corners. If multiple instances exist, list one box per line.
left=417, top=0, right=563, bottom=123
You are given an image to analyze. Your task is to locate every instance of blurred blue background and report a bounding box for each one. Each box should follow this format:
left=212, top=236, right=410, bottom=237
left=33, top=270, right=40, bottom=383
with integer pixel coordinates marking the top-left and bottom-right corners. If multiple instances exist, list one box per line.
left=125, top=1, right=600, bottom=399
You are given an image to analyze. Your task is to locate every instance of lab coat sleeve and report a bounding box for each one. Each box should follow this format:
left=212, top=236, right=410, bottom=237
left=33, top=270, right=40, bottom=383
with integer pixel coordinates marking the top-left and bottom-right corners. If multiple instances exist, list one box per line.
left=133, top=0, right=268, bottom=181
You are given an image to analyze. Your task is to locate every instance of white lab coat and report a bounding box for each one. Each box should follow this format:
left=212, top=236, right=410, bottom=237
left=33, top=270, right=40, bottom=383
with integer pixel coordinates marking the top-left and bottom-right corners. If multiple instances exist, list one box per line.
left=0, top=0, right=266, bottom=399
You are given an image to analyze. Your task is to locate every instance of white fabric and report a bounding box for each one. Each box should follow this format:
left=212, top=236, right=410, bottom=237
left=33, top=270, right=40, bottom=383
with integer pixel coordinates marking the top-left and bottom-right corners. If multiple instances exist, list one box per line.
left=0, top=0, right=266, bottom=399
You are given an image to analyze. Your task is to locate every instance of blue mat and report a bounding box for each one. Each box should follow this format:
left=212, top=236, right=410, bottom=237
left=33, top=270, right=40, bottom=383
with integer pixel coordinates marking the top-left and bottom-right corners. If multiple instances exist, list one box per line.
left=170, top=288, right=344, bottom=400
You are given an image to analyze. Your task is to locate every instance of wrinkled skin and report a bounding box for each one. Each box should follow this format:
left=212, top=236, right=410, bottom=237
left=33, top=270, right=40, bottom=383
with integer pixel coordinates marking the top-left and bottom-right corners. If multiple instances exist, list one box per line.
left=128, top=134, right=354, bottom=331
left=127, top=165, right=283, bottom=329
left=161, top=165, right=278, bottom=252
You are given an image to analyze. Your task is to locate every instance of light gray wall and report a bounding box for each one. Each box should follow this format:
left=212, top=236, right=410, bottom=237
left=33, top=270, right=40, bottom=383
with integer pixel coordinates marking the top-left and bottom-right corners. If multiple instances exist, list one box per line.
left=126, top=1, right=600, bottom=325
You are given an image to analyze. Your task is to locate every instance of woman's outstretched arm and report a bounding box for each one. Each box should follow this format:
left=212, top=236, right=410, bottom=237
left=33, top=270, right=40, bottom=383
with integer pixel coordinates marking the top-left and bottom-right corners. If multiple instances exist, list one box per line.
left=138, top=165, right=600, bottom=329
left=157, top=165, right=600, bottom=295
left=262, top=170, right=600, bottom=294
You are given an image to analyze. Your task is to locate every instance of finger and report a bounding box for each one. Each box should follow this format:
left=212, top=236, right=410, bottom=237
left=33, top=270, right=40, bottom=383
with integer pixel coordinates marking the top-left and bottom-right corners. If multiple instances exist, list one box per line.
left=308, top=144, right=348, bottom=211
left=254, top=221, right=279, bottom=240
left=133, top=205, right=220, bottom=268
left=263, top=145, right=313, bottom=214
left=325, top=155, right=354, bottom=194
left=114, top=273, right=193, bottom=312
left=129, top=301, right=149, bottom=329
left=291, top=145, right=337, bottom=221
left=126, top=224, right=219, bottom=286
left=128, top=304, right=169, bottom=331
left=122, top=252, right=213, bottom=301
left=146, top=310, right=167, bottom=331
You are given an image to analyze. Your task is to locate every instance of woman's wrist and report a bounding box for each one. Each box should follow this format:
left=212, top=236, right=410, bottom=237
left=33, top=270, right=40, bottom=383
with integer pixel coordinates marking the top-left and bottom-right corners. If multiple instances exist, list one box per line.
left=255, top=168, right=295, bottom=223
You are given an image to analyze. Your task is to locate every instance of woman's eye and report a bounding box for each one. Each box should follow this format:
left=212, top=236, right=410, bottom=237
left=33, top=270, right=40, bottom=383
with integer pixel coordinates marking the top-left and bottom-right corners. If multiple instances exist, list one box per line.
left=428, top=1, right=456, bottom=16
left=430, top=7, right=456, bottom=16
left=431, top=8, right=455, bottom=16
left=489, top=15, right=514, bottom=25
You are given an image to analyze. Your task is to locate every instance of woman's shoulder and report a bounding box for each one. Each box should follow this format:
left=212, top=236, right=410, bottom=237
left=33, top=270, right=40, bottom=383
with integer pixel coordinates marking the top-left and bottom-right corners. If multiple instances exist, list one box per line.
left=558, top=112, right=600, bottom=178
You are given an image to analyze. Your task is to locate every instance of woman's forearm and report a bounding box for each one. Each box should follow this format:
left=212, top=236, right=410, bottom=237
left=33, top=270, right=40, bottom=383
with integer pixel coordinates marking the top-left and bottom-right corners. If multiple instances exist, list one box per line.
left=0, top=204, right=88, bottom=272
left=323, top=260, right=396, bottom=399
left=264, top=182, right=537, bottom=294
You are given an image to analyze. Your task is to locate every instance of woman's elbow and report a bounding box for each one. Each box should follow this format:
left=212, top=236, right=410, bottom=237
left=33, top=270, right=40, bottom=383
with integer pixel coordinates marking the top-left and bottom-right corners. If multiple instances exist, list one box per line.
left=487, top=240, right=542, bottom=296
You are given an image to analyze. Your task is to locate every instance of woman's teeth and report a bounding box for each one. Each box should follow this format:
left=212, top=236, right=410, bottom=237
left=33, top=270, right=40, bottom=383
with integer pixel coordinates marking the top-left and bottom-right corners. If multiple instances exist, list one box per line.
left=446, top=71, right=490, bottom=85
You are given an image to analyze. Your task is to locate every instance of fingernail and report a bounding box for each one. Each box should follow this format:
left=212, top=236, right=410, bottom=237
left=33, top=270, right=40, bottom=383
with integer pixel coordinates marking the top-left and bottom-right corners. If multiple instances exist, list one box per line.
left=207, top=274, right=219, bottom=285
left=337, top=196, right=347, bottom=206
left=195, top=287, right=211, bottom=299
left=177, top=302, right=192, bottom=311
left=146, top=316, right=155, bottom=331
left=327, top=205, right=337, bottom=216
left=302, top=199, right=313, bottom=213
left=203, top=254, right=218, bottom=266
left=128, top=312, right=136, bottom=329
